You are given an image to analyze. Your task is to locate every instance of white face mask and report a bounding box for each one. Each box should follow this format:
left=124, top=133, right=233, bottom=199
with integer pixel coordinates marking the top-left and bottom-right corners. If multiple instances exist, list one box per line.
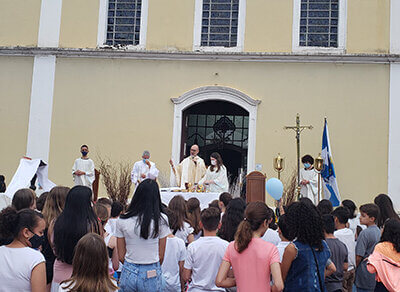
left=211, top=160, right=217, bottom=166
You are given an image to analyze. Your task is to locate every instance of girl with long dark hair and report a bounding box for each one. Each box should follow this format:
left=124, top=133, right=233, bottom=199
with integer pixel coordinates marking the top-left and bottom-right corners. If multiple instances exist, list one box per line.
left=116, top=179, right=170, bottom=292
left=281, top=202, right=334, bottom=291
left=374, top=194, right=400, bottom=229
left=218, top=198, right=246, bottom=242
left=216, top=201, right=283, bottom=291
left=51, top=186, right=101, bottom=291
left=199, top=152, right=229, bottom=193
left=0, top=207, right=46, bottom=292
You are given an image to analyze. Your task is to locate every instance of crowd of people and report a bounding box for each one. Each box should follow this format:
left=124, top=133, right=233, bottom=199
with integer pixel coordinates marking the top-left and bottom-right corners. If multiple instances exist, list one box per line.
left=0, top=177, right=399, bottom=292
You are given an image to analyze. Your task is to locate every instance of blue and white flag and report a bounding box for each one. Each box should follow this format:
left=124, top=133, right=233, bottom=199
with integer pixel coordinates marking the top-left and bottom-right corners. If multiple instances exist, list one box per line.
left=321, top=119, right=341, bottom=207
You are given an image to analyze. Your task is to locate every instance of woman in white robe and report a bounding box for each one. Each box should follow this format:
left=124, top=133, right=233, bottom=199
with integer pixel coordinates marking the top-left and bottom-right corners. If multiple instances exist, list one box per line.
left=199, top=152, right=229, bottom=193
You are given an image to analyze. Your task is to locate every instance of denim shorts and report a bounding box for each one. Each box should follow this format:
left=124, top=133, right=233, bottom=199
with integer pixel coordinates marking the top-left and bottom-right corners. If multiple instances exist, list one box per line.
left=119, top=261, right=165, bottom=292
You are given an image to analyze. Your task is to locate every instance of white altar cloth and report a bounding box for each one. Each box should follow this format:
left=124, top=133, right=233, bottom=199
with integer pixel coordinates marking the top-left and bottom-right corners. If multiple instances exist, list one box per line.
left=160, top=191, right=220, bottom=210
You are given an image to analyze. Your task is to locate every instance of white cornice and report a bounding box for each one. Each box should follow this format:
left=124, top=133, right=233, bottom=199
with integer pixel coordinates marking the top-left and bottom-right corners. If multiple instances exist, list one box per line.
left=0, top=47, right=399, bottom=64
left=171, top=86, right=261, bottom=107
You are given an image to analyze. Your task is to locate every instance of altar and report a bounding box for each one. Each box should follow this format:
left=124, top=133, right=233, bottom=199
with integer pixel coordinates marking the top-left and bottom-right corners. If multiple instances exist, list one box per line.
left=160, top=189, right=220, bottom=210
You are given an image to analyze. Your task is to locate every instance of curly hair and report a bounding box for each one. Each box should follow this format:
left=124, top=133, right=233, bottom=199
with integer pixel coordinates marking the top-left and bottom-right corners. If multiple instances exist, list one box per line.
left=381, top=219, right=400, bottom=252
left=218, top=198, right=246, bottom=242
left=286, top=201, right=325, bottom=251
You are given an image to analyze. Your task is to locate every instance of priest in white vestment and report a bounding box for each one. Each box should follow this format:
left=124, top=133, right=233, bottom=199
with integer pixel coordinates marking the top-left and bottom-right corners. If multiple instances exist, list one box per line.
left=299, top=154, right=321, bottom=205
left=198, top=152, right=229, bottom=193
left=72, top=145, right=95, bottom=189
left=169, top=144, right=207, bottom=189
left=131, top=150, right=159, bottom=187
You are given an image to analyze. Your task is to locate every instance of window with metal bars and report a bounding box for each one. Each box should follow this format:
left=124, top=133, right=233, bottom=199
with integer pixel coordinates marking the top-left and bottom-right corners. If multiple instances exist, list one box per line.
left=201, top=0, right=239, bottom=47
left=300, top=0, right=339, bottom=47
left=106, top=0, right=141, bottom=46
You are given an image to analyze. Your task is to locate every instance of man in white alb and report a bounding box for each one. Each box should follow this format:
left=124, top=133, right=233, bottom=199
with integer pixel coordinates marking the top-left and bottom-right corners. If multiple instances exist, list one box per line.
left=72, top=145, right=95, bottom=189
left=299, top=154, right=321, bottom=205
left=169, top=144, right=207, bottom=189
left=131, top=150, right=159, bottom=187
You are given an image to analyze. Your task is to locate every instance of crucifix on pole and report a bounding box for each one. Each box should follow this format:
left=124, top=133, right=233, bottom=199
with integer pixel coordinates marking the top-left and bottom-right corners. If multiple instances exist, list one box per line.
left=284, top=114, right=313, bottom=199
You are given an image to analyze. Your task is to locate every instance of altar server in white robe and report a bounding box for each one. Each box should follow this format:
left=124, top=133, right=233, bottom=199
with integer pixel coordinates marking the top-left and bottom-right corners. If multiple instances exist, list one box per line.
left=299, top=154, right=321, bottom=205
left=72, top=145, right=95, bottom=189
left=131, top=150, right=159, bottom=187
left=169, top=144, right=207, bottom=189
left=198, top=152, right=229, bottom=193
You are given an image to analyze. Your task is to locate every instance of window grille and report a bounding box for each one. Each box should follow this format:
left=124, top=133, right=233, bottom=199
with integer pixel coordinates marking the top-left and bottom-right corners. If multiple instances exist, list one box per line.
left=106, top=0, right=142, bottom=46
left=201, top=0, right=239, bottom=47
left=300, top=0, right=339, bottom=47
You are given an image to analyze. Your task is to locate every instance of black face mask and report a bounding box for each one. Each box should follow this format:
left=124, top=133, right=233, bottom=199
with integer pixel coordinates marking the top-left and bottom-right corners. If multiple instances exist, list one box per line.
left=28, top=231, right=45, bottom=249
left=81, top=151, right=88, bottom=156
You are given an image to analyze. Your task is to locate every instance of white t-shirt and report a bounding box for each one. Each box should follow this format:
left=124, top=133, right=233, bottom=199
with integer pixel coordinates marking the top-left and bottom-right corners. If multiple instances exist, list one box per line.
left=0, top=246, right=45, bottom=292
left=184, top=236, right=229, bottom=292
left=348, top=214, right=366, bottom=235
left=334, top=228, right=356, bottom=270
left=58, top=279, right=118, bottom=291
left=107, top=218, right=118, bottom=234
left=261, top=228, right=281, bottom=246
left=115, top=214, right=171, bottom=264
left=175, top=222, right=194, bottom=244
left=277, top=241, right=291, bottom=262
left=161, top=237, right=186, bottom=292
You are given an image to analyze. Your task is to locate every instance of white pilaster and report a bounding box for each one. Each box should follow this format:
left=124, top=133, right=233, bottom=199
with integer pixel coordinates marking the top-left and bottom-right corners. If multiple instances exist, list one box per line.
left=26, top=56, right=57, bottom=161
left=38, top=0, right=63, bottom=47
left=390, top=0, right=400, bottom=54
left=26, top=0, right=62, bottom=161
left=388, top=1, right=400, bottom=210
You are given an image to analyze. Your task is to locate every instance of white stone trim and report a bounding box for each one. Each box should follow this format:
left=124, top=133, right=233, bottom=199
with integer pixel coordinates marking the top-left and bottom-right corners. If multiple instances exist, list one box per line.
left=292, top=0, right=347, bottom=54
left=38, top=0, right=63, bottom=47
left=388, top=64, right=400, bottom=211
left=170, top=86, right=260, bottom=184
left=97, top=0, right=148, bottom=49
left=26, top=56, right=57, bottom=161
left=97, top=0, right=109, bottom=47
left=390, top=0, right=400, bottom=54
left=193, top=0, right=246, bottom=52
left=0, top=47, right=397, bottom=64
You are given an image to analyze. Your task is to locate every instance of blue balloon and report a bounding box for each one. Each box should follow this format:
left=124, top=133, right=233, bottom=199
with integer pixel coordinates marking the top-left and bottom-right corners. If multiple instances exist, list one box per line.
left=266, top=178, right=283, bottom=200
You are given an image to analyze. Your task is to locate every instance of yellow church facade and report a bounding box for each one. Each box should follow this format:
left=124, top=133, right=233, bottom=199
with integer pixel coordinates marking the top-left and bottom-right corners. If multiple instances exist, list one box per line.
left=0, top=0, right=399, bottom=208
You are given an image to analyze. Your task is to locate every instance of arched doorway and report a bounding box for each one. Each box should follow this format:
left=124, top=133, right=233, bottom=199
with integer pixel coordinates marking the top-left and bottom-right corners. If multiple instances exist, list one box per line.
left=170, top=86, right=261, bottom=186
left=182, top=101, right=249, bottom=184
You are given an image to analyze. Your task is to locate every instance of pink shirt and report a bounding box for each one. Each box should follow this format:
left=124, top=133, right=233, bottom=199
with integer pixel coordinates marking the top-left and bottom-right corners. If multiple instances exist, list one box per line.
left=223, top=238, right=280, bottom=292
left=52, top=259, right=73, bottom=284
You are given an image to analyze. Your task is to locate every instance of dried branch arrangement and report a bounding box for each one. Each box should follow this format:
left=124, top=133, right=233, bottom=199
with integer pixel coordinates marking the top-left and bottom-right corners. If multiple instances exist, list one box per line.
left=96, top=155, right=132, bottom=206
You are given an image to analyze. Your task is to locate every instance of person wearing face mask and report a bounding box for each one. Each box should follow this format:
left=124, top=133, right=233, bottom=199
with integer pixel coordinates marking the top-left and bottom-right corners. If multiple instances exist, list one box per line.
left=131, top=150, right=159, bottom=188
left=198, top=152, right=229, bottom=193
left=299, top=154, right=321, bottom=205
left=169, top=144, right=207, bottom=189
left=0, top=207, right=46, bottom=292
left=72, top=144, right=95, bottom=189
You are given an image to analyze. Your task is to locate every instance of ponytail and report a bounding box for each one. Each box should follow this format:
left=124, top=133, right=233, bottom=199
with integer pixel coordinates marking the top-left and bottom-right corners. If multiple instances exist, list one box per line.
left=234, top=202, right=271, bottom=253
left=0, top=207, right=43, bottom=244
left=235, top=219, right=253, bottom=253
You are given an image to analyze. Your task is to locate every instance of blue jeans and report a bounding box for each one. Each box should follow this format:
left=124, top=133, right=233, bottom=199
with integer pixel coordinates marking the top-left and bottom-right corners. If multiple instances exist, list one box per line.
left=119, top=261, right=164, bottom=292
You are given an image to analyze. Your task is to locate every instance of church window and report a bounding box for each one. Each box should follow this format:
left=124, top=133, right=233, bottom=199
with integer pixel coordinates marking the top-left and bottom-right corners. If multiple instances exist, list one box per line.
left=106, top=0, right=147, bottom=46
left=193, top=0, right=246, bottom=52
left=293, top=0, right=346, bottom=53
